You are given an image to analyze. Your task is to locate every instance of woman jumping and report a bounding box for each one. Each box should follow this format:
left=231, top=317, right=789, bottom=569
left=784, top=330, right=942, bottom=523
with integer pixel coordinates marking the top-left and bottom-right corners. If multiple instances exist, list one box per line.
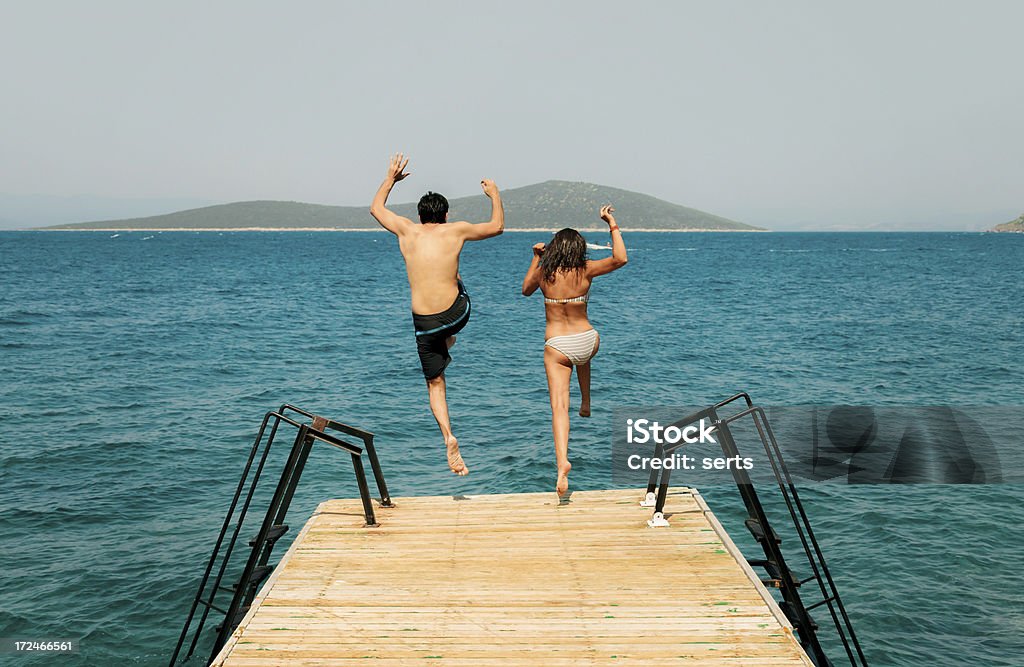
left=521, top=205, right=628, bottom=496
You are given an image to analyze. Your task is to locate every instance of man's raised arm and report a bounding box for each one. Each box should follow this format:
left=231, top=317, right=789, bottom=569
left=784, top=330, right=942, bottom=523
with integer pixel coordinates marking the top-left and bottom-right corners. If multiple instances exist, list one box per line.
left=454, top=179, right=504, bottom=241
left=369, top=153, right=414, bottom=236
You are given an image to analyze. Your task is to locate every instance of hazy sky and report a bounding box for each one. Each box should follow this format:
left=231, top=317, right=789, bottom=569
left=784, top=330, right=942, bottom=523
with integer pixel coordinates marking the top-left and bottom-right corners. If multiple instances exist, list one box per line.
left=1, top=1, right=1021, bottom=229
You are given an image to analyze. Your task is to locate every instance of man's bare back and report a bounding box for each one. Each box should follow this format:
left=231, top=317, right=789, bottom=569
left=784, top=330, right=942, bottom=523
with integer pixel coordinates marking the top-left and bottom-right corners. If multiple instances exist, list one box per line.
left=399, top=222, right=468, bottom=315
left=369, top=153, right=504, bottom=476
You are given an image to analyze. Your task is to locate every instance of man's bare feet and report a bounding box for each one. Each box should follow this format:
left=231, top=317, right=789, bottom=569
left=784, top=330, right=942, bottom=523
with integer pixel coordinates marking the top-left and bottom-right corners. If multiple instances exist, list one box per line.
left=556, top=461, right=572, bottom=496
left=446, top=435, right=469, bottom=476
left=579, top=404, right=591, bottom=418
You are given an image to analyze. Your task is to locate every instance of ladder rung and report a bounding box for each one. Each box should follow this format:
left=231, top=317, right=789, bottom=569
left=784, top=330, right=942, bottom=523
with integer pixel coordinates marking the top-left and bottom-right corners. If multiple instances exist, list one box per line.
left=215, top=605, right=251, bottom=633
left=744, top=518, right=781, bottom=544
left=197, top=599, right=227, bottom=615
left=249, top=524, right=289, bottom=547
left=748, top=558, right=801, bottom=587
left=805, top=595, right=836, bottom=611
left=779, top=602, right=818, bottom=630
left=236, top=565, right=274, bottom=590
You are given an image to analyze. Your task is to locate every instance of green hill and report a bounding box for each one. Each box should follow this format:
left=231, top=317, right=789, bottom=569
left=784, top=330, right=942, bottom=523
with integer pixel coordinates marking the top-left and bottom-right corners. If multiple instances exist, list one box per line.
left=990, top=213, right=1024, bottom=233
left=41, top=180, right=760, bottom=231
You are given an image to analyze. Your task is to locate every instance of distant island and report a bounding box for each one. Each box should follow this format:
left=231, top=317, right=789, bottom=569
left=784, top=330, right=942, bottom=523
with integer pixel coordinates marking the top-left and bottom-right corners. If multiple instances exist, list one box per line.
left=990, top=213, right=1024, bottom=233
left=38, top=181, right=762, bottom=232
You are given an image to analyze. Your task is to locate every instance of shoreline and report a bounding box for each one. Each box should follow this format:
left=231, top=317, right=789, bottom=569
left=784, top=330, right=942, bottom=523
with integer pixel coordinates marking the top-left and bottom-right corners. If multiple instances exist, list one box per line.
left=27, top=226, right=768, bottom=233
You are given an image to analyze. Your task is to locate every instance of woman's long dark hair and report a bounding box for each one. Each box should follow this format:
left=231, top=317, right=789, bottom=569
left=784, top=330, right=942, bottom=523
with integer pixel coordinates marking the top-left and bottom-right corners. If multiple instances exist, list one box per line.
left=539, top=228, right=588, bottom=282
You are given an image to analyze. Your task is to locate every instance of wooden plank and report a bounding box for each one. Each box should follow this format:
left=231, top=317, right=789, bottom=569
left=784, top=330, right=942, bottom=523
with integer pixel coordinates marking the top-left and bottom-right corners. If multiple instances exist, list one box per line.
left=212, top=488, right=812, bottom=666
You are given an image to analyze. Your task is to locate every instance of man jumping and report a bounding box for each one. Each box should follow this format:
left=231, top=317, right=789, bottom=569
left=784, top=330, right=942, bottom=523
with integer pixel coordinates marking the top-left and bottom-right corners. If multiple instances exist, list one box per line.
left=370, top=153, right=504, bottom=476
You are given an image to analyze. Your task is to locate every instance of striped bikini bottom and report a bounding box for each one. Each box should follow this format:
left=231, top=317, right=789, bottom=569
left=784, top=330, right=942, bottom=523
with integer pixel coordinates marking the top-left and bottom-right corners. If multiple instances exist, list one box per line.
left=545, top=328, right=599, bottom=366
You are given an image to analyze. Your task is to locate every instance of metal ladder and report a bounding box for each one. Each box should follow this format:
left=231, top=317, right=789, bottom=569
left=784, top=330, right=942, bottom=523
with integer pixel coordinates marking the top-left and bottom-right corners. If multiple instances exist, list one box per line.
left=168, top=404, right=392, bottom=667
left=643, top=393, right=868, bottom=667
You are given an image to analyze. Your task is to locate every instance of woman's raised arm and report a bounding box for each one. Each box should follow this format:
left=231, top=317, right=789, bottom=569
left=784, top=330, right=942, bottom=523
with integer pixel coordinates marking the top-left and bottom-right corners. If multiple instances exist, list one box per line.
left=586, top=205, right=627, bottom=277
left=522, top=243, right=546, bottom=295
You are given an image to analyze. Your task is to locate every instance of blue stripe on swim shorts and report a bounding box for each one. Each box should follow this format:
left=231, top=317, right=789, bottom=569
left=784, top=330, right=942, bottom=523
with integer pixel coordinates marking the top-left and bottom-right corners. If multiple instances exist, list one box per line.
left=415, top=300, right=471, bottom=336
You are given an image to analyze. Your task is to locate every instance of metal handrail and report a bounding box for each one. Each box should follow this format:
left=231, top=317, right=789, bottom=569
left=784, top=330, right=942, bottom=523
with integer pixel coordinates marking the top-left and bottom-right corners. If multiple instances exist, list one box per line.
left=281, top=404, right=392, bottom=507
left=740, top=406, right=867, bottom=666
left=645, top=394, right=868, bottom=667
left=169, top=406, right=389, bottom=667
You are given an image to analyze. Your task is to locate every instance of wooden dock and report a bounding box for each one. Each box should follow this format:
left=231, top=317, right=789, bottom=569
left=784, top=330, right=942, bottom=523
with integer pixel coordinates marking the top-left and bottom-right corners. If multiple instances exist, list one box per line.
left=212, top=487, right=813, bottom=666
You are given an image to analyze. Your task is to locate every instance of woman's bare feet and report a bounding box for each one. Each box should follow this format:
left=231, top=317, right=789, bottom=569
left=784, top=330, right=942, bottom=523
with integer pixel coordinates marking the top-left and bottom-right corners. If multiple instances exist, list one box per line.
left=446, top=435, right=469, bottom=476
left=556, top=461, right=572, bottom=496
left=578, top=403, right=591, bottom=418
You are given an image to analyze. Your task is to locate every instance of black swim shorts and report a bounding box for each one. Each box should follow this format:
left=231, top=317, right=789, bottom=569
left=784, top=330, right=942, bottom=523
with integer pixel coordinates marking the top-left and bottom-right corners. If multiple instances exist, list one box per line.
left=412, top=280, right=471, bottom=380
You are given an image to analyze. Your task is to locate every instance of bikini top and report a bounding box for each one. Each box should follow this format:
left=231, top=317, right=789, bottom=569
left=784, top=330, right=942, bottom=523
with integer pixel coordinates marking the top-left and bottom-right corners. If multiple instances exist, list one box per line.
left=544, top=291, right=590, bottom=305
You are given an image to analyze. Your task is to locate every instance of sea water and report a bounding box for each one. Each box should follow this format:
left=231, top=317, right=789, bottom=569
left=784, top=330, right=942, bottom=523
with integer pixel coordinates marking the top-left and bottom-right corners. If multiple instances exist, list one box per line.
left=1, top=230, right=1021, bottom=666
